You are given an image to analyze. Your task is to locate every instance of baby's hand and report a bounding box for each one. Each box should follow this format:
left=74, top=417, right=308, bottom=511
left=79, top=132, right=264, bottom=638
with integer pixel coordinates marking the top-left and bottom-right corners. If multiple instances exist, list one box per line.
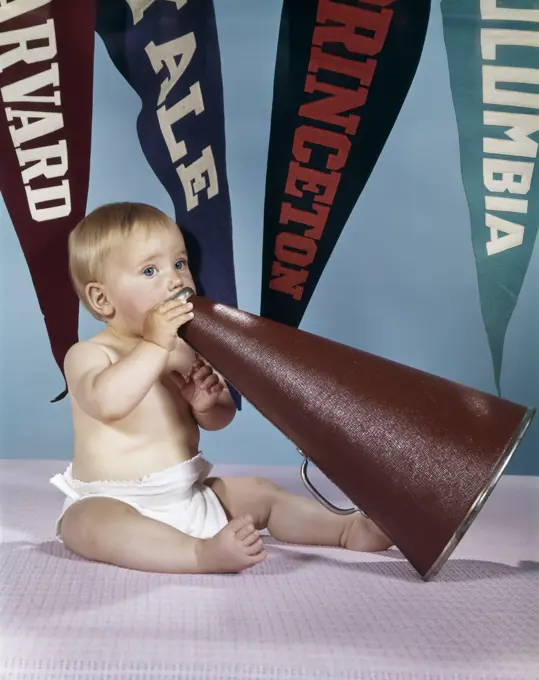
left=171, top=356, right=224, bottom=413
left=142, top=299, right=194, bottom=352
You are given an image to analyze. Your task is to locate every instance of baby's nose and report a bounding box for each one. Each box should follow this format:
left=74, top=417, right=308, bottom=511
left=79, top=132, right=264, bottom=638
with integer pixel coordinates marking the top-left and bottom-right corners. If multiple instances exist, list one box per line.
left=169, top=271, right=184, bottom=288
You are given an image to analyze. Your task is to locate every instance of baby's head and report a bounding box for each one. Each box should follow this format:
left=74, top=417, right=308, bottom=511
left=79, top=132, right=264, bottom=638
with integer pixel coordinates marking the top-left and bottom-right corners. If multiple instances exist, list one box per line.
left=68, top=202, right=196, bottom=334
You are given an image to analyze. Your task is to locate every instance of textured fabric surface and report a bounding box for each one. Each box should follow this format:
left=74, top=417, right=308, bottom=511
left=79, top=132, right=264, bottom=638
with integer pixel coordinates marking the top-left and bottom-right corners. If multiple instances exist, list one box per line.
left=1, top=460, right=538, bottom=680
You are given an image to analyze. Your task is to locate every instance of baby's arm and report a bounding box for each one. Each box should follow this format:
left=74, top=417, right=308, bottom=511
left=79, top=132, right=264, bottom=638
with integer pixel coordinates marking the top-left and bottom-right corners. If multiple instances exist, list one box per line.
left=64, top=340, right=168, bottom=422
left=65, top=298, right=193, bottom=422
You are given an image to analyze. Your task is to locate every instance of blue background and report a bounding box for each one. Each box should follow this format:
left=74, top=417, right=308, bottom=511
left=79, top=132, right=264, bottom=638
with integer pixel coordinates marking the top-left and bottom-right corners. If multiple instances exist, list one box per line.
left=0, top=0, right=537, bottom=474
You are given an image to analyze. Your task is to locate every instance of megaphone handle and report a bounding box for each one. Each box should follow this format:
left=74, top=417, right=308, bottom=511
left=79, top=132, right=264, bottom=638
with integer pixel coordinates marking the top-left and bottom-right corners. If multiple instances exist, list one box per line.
left=297, top=449, right=366, bottom=517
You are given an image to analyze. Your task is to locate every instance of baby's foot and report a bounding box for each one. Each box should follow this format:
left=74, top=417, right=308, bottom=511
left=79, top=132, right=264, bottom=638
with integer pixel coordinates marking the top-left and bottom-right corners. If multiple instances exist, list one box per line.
left=196, top=515, right=267, bottom=573
left=342, top=515, right=393, bottom=553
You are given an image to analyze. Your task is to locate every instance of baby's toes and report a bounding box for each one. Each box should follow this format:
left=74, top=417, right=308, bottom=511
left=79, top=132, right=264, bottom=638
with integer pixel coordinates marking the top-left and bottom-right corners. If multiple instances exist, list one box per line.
left=245, top=536, right=265, bottom=556
left=242, top=529, right=260, bottom=547
left=235, top=524, right=255, bottom=542
left=231, top=515, right=255, bottom=541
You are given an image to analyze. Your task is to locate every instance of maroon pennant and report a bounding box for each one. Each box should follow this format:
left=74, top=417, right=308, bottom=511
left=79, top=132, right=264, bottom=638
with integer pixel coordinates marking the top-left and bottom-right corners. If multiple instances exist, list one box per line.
left=0, top=0, right=96, bottom=401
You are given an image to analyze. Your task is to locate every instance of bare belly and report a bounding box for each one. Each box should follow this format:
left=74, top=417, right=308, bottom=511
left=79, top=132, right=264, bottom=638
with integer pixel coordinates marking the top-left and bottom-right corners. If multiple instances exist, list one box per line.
left=71, top=437, right=199, bottom=482
left=69, top=380, right=201, bottom=482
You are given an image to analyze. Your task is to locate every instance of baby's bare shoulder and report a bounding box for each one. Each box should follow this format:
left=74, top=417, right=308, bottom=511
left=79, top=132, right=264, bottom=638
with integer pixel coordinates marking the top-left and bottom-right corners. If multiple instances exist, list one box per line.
left=64, top=338, right=112, bottom=379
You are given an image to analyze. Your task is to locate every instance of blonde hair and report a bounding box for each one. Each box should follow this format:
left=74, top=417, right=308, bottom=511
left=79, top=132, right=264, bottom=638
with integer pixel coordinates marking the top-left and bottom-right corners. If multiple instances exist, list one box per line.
left=68, top=202, right=176, bottom=320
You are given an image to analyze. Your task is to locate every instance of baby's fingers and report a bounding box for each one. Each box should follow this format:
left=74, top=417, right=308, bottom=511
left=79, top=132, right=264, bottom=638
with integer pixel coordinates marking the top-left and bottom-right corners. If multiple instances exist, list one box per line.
left=193, top=365, right=213, bottom=384
left=200, top=373, right=220, bottom=391
left=167, top=302, right=193, bottom=318
left=170, top=370, right=188, bottom=387
left=155, top=298, right=184, bottom=313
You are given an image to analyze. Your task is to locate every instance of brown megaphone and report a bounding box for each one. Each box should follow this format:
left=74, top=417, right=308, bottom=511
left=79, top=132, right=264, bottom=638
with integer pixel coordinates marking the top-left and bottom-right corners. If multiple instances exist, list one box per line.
left=175, top=287, right=534, bottom=580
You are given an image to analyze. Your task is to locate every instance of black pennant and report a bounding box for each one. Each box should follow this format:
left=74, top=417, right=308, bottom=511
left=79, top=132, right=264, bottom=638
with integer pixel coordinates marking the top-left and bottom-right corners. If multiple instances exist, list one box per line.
left=261, top=0, right=431, bottom=327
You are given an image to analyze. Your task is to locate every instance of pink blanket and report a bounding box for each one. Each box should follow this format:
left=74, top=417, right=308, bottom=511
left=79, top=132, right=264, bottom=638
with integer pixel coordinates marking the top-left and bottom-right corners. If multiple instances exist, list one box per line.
left=1, top=460, right=538, bottom=679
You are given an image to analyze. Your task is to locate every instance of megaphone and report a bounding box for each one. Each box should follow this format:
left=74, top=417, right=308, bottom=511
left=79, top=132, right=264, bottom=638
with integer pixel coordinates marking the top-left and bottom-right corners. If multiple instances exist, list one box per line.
left=175, top=288, right=534, bottom=580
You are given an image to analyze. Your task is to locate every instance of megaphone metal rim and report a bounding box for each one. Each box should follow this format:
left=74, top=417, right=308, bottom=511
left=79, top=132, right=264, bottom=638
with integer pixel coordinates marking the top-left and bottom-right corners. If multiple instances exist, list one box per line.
left=172, top=286, right=196, bottom=304
left=423, top=405, right=535, bottom=581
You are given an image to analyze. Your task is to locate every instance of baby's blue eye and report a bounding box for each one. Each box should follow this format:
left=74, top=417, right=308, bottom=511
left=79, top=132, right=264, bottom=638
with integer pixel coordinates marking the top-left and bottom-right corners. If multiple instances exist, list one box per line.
left=175, top=260, right=186, bottom=270
left=143, top=266, right=156, bottom=277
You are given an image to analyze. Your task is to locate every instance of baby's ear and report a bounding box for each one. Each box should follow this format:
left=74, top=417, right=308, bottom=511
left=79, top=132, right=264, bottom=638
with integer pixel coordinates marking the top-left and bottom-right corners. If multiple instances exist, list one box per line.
left=85, top=282, right=114, bottom=318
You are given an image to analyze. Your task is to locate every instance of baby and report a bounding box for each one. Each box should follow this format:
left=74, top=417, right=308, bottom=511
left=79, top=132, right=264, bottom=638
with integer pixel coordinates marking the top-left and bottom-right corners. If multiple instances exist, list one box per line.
left=50, top=202, right=392, bottom=574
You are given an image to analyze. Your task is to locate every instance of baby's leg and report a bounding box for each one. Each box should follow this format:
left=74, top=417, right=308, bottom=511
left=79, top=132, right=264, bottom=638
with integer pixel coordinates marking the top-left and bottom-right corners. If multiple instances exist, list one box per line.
left=208, top=476, right=392, bottom=553
left=59, top=497, right=266, bottom=574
